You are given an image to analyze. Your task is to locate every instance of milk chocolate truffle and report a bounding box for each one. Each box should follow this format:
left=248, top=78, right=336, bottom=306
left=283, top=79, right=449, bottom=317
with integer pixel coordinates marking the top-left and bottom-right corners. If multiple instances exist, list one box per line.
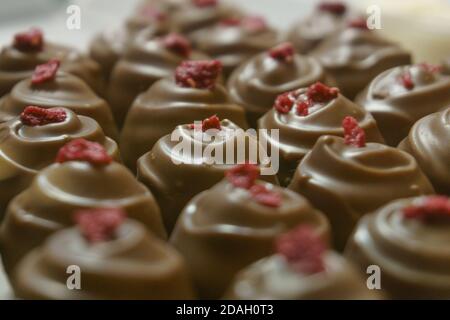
left=288, top=118, right=434, bottom=250
left=171, top=165, right=330, bottom=298
left=226, top=225, right=381, bottom=299
left=398, top=108, right=450, bottom=195
left=286, top=1, right=349, bottom=54
left=0, top=106, right=119, bottom=222
left=346, top=196, right=450, bottom=299
left=120, top=60, right=247, bottom=171
left=190, top=16, right=279, bottom=78
left=258, top=82, right=384, bottom=185
left=0, top=60, right=119, bottom=140
left=227, top=42, right=328, bottom=127
left=0, top=28, right=105, bottom=97
left=137, top=117, right=278, bottom=232
left=312, top=19, right=411, bottom=99
left=357, top=63, right=450, bottom=146
left=108, top=33, right=208, bottom=127
left=13, top=208, right=195, bottom=300
left=0, top=139, right=165, bottom=275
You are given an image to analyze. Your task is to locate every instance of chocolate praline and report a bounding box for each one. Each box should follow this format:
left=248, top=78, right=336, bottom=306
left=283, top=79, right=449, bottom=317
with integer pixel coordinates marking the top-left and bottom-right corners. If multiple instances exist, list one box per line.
left=137, top=119, right=278, bottom=232
left=288, top=135, right=435, bottom=250
left=13, top=219, right=195, bottom=299
left=0, top=71, right=118, bottom=141
left=357, top=64, right=450, bottom=146
left=398, top=108, right=450, bottom=195
left=312, top=23, right=411, bottom=99
left=346, top=196, right=450, bottom=299
left=171, top=178, right=330, bottom=299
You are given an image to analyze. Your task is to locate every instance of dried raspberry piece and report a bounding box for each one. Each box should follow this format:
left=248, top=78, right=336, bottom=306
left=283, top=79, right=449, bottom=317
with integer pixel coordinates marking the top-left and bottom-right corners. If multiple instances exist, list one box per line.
left=74, top=208, right=126, bottom=243
left=31, top=59, right=60, bottom=85
left=403, top=196, right=450, bottom=223
left=274, top=92, right=294, bottom=114
left=20, top=106, right=66, bottom=126
left=162, top=33, right=191, bottom=58
left=418, top=63, right=442, bottom=74
left=275, top=225, right=326, bottom=274
left=306, top=82, right=339, bottom=103
left=225, top=163, right=260, bottom=189
left=56, top=138, right=112, bottom=166
left=296, top=100, right=310, bottom=116
left=175, top=60, right=222, bottom=89
left=399, top=71, right=414, bottom=90
left=318, top=1, right=347, bottom=15
left=242, top=16, right=267, bottom=32
left=268, top=43, right=295, bottom=62
left=139, top=5, right=167, bottom=21
left=348, top=18, right=368, bottom=29
left=193, top=0, right=218, bottom=8
left=201, top=114, right=221, bottom=131
left=250, top=184, right=281, bottom=207
left=342, top=116, right=366, bottom=147
left=13, top=28, right=43, bottom=52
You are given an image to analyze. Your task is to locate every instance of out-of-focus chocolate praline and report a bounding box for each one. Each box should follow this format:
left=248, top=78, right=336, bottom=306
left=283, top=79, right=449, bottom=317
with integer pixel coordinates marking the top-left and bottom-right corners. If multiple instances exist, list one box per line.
left=120, top=60, right=247, bottom=171
left=288, top=118, right=434, bottom=250
left=228, top=42, right=329, bottom=127
left=346, top=196, right=450, bottom=299
left=258, top=82, right=384, bottom=185
left=171, top=165, right=330, bottom=298
left=398, top=108, right=450, bottom=195
left=357, top=63, right=450, bottom=146
left=312, top=18, right=411, bottom=99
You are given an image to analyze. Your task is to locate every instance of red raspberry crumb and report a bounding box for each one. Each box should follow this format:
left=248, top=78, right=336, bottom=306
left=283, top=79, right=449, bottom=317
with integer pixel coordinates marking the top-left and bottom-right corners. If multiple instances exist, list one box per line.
left=13, top=28, right=43, bottom=52
left=193, top=0, right=218, bottom=8
left=20, top=106, right=66, bottom=126
left=175, top=60, right=222, bottom=89
left=225, top=163, right=260, bottom=189
left=348, top=18, right=368, bottom=29
left=268, top=43, right=295, bottom=62
left=56, top=138, right=112, bottom=166
left=418, top=63, right=442, bottom=74
left=242, top=16, right=267, bottom=32
left=31, top=59, right=60, bottom=85
left=399, top=71, right=414, bottom=90
left=403, top=196, right=450, bottom=223
left=139, top=5, right=167, bottom=21
left=274, top=92, right=294, bottom=114
left=250, top=184, right=281, bottom=207
left=318, top=1, right=347, bottom=15
left=306, top=82, right=339, bottom=103
left=296, top=101, right=310, bottom=116
left=201, top=114, right=221, bottom=131
left=162, top=33, right=191, bottom=58
left=342, top=116, right=366, bottom=147
left=275, top=225, right=326, bottom=274
left=74, top=208, right=126, bottom=243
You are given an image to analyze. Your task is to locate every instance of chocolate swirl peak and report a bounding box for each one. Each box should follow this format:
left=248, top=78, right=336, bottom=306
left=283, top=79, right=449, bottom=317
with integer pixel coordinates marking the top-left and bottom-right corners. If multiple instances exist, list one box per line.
left=288, top=135, right=434, bottom=250
left=0, top=29, right=105, bottom=97
left=227, top=43, right=328, bottom=127
left=0, top=107, right=119, bottom=222
left=399, top=108, right=450, bottom=195
left=357, top=64, right=450, bottom=146
left=346, top=196, right=450, bottom=299
left=170, top=172, right=330, bottom=298
left=137, top=118, right=277, bottom=232
left=13, top=216, right=194, bottom=299
left=119, top=73, right=247, bottom=171
left=225, top=225, right=381, bottom=300
left=0, top=143, right=165, bottom=275
left=258, top=83, right=384, bottom=185
left=0, top=69, right=118, bottom=140
left=312, top=25, right=411, bottom=99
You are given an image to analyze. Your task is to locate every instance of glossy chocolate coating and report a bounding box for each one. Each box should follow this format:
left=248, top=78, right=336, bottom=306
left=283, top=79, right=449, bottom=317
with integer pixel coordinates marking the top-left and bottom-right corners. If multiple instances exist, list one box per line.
left=0, top=160, right=166, bottom=275
left=312, top=28, right=411, bottom=99
left=0, top=42, right=105, bottom=98
left=398, top=108, right=450, bottom=195
left=346, top=197, right=450, bottom=299
left=13, top=220, right=195, bottom=299
left=0, top=108, right=119, bottom=222
left=357, top=65, right=450, bottom=146
left=171, top=179, right=330, bottom=299
left=120, top=77, right=248, bottom=171
left=137, top=119, right=278, bottom=232
left=258, top=91, right=384, bottom=185
left=0, top=71, right=119, bottom=141
left=225, top=252, right=381, bottom=299
left=189, top=20, right=279, bottom=78
left=227, top=51, right=328, bottom=127
left=107, top=36, right=208, bottom=128
left=288, top=135, right=435, bottom=250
